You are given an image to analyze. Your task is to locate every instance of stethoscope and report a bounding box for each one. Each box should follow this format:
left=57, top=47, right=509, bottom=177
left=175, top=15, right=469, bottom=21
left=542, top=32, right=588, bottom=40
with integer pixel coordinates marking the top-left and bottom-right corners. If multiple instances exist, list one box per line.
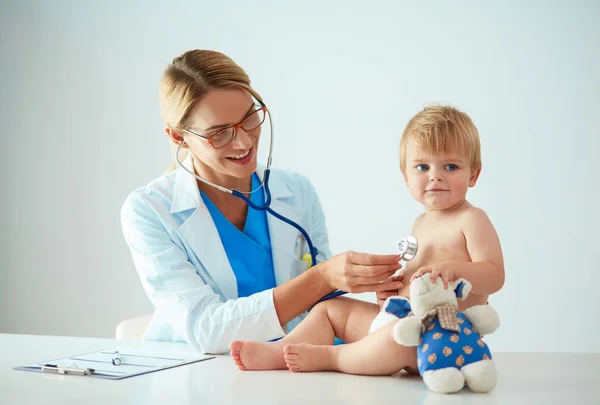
left=176, top=107, right=321, bottom=275
left=316, top=235, right=418, bottom=303
left=176, top=106, right=419, bottom=303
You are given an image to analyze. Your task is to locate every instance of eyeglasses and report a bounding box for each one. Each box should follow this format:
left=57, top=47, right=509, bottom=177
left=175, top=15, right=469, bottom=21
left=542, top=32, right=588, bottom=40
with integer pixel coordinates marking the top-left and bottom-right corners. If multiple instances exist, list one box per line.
left=183, top=105, right=267, bottom=149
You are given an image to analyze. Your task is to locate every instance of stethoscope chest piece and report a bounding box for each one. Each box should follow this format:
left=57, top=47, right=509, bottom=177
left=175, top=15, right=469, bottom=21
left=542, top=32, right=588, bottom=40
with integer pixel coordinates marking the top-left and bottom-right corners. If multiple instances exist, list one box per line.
left=397, top=235, right=418, bottom=261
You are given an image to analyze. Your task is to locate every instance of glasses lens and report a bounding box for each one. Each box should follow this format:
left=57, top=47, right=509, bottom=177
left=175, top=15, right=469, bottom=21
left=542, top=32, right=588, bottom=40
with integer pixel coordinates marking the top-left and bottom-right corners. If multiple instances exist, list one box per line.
left=241, top=108, right=266, bottom=131
left=212, top=128, right=235, bottom=149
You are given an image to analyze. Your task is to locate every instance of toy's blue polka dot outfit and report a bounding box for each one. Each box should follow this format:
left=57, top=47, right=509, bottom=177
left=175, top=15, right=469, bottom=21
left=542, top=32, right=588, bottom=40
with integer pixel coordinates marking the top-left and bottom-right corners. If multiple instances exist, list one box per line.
left=383, top=297, right=492, bottom=375
left=417, top=306, right=491, bottom=374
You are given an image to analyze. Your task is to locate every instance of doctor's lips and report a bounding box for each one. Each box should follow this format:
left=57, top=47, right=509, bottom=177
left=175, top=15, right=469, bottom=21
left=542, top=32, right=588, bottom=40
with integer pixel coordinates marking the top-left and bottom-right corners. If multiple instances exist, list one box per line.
left=425, top=188, right=449, bottom=192
left=227, top=146, right=254, bottom=165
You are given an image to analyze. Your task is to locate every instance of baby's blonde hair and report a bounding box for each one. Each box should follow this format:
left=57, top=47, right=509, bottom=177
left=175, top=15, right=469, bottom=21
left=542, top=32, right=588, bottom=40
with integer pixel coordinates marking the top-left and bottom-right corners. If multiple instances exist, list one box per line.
left=399, top=105, right=481, bottom=176
left=160, top=50, right=264, bottom=172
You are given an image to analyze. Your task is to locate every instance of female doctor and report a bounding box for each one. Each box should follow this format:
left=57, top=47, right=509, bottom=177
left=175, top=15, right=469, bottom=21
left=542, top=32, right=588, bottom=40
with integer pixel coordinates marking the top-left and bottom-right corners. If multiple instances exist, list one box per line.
left=120, top=49, right=404, bottom=354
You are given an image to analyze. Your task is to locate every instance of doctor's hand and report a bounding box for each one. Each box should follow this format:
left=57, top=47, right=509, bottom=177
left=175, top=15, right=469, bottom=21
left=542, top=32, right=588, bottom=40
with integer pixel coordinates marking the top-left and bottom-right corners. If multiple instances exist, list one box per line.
left=376, top=275, right=403, bottom=308
left=319, top=251, right=404, bottom=294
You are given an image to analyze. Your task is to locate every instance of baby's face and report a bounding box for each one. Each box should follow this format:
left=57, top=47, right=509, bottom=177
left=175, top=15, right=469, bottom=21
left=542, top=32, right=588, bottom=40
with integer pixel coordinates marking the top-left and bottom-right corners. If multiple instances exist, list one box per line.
left=404, top=138, right=478, bottom=211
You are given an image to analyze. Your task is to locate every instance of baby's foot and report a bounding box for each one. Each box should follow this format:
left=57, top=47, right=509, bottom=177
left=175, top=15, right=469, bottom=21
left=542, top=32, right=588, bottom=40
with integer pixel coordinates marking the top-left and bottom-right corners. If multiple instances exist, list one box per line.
left=283, top=343, right=336, bottom=372
left=229, top=340, right=288, bottom=371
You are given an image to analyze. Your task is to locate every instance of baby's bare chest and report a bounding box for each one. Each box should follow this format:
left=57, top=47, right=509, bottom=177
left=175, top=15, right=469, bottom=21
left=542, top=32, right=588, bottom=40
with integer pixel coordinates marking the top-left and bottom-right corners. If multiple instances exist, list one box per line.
left=402, top=222, right=471, bottom=273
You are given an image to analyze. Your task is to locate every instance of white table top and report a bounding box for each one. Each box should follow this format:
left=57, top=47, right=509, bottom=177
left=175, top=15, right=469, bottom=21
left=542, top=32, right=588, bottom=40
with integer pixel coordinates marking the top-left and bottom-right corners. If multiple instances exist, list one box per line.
left=1, top=334, right=598, bottom=405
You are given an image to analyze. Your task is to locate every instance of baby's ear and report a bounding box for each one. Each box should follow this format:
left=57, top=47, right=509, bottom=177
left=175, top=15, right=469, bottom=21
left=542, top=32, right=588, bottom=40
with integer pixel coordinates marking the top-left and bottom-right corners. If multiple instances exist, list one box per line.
left=469, top=167, right=482, bottom=187
left=453, top=278, right=472, bottom=300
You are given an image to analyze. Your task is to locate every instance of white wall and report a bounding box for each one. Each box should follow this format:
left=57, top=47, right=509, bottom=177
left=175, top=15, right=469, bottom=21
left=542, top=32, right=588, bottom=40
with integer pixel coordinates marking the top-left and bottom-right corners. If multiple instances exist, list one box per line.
left=1, top=0, right=598, bottom=353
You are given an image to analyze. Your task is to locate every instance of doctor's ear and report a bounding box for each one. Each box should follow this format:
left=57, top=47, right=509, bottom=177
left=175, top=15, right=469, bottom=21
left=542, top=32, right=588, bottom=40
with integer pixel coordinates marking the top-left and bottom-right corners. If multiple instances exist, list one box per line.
left=165, top=127, right=187, bottom=146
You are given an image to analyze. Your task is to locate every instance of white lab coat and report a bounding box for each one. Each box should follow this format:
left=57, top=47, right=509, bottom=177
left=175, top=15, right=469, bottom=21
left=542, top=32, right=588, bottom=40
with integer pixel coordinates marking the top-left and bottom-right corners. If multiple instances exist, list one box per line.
left=120, top=154, right=332, bottom=354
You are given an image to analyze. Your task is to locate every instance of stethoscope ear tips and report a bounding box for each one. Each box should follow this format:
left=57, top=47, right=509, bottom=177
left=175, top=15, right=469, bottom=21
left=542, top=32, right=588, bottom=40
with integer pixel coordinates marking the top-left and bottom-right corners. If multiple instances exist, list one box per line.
left=397, top=235, right=418, bottom=261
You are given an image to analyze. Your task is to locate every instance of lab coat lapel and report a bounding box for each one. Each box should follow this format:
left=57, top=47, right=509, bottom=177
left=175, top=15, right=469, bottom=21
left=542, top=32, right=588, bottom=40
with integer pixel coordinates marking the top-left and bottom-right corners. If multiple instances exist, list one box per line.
left=257, top=166, right=304, bottom=286
left=172, top=155, right=238, bottom=300
left=179, top=204, right=238, bottom=300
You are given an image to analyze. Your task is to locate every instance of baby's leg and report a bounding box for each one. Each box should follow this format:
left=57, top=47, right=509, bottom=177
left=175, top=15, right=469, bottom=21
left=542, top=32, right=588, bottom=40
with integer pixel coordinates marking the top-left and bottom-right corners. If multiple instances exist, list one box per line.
left=230, top=297, right=380, bottom=371
left=284, top=320, right=417, bottom=375
left=285, top=296, right=381, bottom=344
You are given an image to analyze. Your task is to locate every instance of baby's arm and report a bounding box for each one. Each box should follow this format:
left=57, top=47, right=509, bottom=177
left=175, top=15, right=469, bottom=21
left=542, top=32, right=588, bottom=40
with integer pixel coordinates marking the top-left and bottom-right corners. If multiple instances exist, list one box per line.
left=454, top=208, right=505, bottom=295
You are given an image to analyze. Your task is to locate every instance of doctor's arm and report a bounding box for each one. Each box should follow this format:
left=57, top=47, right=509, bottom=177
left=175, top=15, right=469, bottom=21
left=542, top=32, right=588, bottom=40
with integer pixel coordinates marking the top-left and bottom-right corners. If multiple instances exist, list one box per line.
left=272, top=178, right=404, bottom=325
left=121, top=195, right=289, bottom=354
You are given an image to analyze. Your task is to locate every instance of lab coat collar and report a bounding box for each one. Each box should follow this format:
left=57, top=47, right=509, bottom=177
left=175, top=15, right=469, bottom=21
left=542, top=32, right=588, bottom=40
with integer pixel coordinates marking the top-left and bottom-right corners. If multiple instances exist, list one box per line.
left=172, top=154, right=302, bottom=301
left=256, top=163, right=294, bottom=199
left=170, top=154, right=293, bottom=214
left=170, top=153, right=201, bottom=214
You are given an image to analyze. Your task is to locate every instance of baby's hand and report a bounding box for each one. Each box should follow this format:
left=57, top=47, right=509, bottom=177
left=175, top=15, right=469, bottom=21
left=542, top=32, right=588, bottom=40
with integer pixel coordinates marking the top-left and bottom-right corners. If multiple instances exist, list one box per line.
left=411, top=262, right=455, bottom=289
left=376, top=275, right=403, bottom=308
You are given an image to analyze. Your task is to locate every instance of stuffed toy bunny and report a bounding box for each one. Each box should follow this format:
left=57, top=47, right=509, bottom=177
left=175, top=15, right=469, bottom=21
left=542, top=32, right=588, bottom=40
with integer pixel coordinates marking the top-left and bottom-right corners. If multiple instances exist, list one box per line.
left=381, top=273, right=500, bottom=394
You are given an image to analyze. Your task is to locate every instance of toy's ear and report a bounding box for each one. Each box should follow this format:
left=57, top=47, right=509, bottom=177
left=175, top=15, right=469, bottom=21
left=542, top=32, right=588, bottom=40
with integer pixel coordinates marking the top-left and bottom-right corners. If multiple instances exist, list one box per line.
left=384, top=297, right=412, bottom=319
left=453, top=278, right=472, bottom=300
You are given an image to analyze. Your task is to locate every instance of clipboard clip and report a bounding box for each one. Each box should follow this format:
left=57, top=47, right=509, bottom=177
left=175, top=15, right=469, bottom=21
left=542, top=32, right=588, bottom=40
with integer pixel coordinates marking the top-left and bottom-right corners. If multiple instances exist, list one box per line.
left=41, top=364, right=95, bottom=376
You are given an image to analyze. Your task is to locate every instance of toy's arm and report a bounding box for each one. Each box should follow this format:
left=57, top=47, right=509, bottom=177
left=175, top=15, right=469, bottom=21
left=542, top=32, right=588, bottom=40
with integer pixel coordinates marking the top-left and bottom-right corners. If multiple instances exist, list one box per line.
left=369, top=295, right=410, bottom=334
left=462, top=304, right=500, bottom=336
left=369, top=296, right=413, bottom=334
left=392, top=316, right=422, bottom=346
left=368, top=311, right=399, bottom=334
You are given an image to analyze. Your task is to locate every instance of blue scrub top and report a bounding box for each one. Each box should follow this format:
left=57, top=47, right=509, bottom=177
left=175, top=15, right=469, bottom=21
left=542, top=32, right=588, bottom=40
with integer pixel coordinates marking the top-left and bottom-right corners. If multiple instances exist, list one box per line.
left=200, top=173, right=276, bottom=298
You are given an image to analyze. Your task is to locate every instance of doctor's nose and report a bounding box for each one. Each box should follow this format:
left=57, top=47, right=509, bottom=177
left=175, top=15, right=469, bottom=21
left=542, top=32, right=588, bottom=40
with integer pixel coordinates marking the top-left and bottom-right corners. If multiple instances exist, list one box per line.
left=231, top=128, right=255, bottom=149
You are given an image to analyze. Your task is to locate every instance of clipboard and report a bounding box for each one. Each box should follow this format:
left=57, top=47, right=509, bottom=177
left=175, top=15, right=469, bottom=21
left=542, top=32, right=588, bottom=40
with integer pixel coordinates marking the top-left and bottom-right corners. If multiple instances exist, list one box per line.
left=14, top=348, right=215, bottom=380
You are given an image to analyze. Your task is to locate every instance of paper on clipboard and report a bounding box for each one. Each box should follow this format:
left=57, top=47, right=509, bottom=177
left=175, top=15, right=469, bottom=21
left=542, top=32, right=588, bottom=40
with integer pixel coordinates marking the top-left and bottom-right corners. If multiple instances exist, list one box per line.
left=14, top=348, right=215, bottom=380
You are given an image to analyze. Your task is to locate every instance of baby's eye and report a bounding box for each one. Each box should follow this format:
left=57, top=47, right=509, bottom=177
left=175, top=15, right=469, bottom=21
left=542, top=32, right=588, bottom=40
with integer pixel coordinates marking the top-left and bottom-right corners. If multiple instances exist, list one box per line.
left=445, top=164, right=458, bottom=171
left=416, top=164, right=429, bottom=171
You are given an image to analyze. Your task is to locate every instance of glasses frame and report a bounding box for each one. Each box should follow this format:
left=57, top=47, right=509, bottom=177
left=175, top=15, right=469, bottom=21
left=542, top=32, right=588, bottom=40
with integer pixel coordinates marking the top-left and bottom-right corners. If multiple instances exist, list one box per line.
left=183, top=104, right=268, bottom=149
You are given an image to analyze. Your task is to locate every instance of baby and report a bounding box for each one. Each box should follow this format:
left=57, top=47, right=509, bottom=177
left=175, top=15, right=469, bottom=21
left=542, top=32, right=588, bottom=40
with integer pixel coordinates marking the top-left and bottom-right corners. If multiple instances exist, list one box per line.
left=229, top=105, right=504, bottom=375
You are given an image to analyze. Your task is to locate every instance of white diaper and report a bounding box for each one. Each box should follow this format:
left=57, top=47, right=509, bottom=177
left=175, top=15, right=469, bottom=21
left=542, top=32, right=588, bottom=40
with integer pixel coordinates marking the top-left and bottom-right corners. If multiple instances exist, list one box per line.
left=368, top=309, right=399, bottom=334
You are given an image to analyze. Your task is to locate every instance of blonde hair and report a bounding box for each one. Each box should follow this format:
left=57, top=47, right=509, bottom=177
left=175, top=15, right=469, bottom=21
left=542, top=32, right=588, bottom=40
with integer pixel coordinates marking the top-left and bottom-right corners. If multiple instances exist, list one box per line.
left=399, top=105, right=481, bottom=176
left=160, top=50, right=264, bottom=172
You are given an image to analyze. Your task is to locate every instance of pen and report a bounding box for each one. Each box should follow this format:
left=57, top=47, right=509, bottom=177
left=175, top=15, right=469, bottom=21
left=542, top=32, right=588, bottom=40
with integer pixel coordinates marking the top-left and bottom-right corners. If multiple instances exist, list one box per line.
left=112, top=351, right=122, bottom=366
left=42, top=364, right=95, bottom=375
left=295, top=234, right=304, bottom=260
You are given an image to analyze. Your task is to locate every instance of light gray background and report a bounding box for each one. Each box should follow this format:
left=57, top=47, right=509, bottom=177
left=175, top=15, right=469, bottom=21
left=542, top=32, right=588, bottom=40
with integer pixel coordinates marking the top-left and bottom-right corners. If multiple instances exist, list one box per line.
left=1, top=0, right=598, bottom=352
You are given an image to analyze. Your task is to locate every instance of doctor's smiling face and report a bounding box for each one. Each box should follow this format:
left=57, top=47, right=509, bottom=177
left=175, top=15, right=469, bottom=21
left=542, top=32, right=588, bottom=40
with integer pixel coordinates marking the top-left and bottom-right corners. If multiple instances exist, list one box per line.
left=181, top=88, right=263, bottom=183
left=160, top=49, right=266, bottom=189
